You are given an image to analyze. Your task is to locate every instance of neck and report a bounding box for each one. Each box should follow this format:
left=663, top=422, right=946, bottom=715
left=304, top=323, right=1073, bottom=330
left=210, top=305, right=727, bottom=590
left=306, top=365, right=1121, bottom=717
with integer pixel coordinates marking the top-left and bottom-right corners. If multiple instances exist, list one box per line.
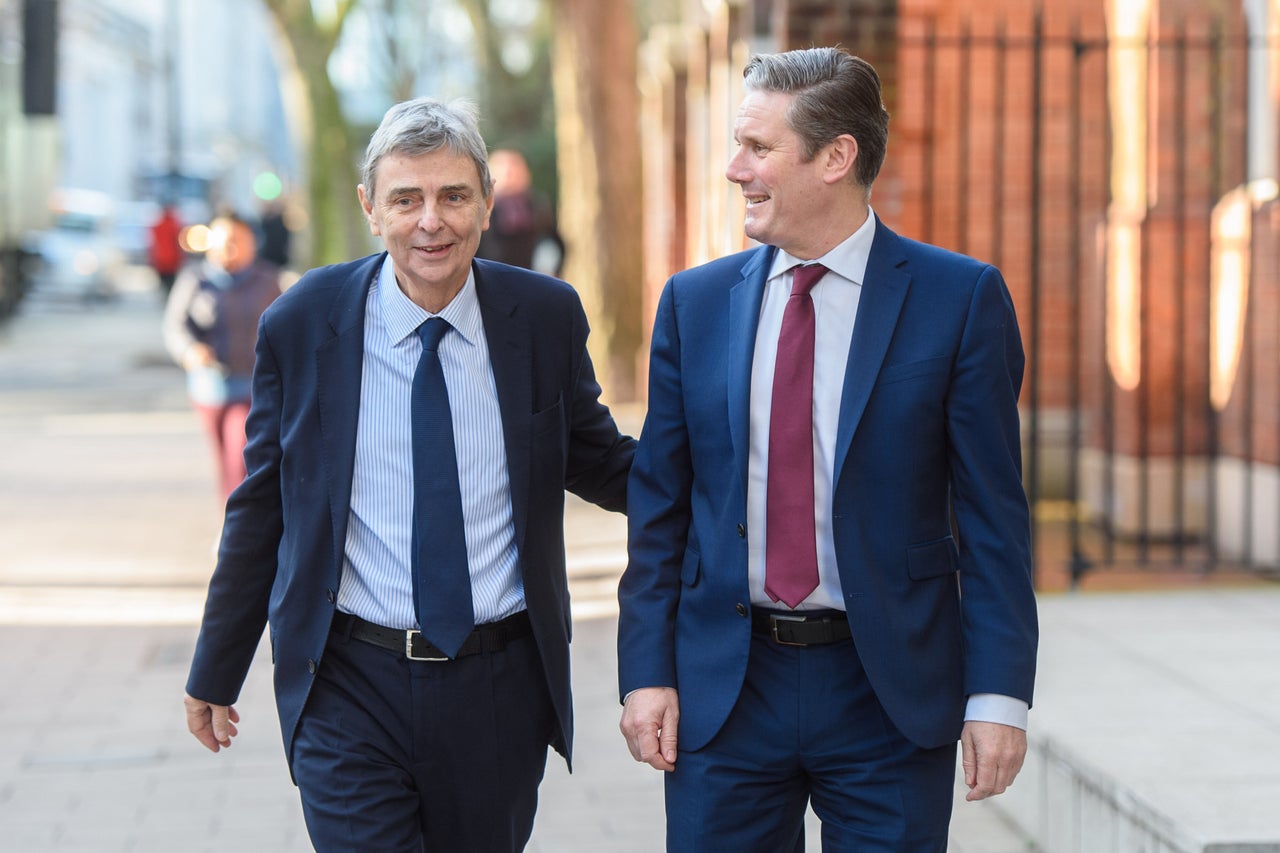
left=398, top=277, right=464, bottom=315
left=791, top=203, right=869, bottom=261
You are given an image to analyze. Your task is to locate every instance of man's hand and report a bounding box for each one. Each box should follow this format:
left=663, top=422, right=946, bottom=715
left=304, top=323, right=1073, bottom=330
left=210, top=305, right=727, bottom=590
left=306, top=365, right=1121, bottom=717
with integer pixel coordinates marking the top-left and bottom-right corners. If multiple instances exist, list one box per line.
left=619, top=687, right=679, bottom=772
left=184, top=693, right=240, bottom=753
left=961, top=720, right=1026, bottom=801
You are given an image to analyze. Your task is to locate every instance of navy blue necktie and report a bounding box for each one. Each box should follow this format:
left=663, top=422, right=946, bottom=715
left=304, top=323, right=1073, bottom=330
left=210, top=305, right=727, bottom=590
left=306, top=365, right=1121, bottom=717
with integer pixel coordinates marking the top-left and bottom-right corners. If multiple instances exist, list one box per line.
left=411, top=317, right=474, bottom=658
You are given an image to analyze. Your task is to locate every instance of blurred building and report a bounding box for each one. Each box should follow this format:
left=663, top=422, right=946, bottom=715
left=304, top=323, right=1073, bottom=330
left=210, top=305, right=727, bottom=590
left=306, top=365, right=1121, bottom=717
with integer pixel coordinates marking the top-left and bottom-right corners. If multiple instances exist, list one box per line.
left=54, top=0, right=295, bottom=223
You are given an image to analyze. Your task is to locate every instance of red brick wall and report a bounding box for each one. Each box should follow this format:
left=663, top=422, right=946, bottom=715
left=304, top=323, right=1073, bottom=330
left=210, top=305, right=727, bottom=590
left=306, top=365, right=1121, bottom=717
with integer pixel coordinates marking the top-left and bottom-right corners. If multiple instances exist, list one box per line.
left=639, top=0, right=1276, bottom=477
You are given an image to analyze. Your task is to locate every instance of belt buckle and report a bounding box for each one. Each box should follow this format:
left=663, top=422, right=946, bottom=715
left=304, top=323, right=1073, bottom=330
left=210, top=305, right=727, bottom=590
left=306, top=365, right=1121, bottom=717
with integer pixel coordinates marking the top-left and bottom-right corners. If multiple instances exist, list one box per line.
left=769, top=613, right=807, bottom=647
left=404, top=629, right=449, bottom=661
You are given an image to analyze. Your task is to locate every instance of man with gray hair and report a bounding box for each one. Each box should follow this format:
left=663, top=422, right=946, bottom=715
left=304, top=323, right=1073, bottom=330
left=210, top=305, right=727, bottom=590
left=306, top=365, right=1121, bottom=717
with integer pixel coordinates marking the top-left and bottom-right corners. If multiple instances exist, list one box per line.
left=183, top=97, right=634, bottom=851
left=618, top=47, right=1037, bottom=850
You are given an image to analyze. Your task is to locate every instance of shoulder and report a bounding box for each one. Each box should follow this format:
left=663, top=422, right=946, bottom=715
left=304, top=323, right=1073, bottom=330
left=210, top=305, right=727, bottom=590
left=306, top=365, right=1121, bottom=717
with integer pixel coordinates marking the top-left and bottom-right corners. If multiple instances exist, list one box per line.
left=266, top=253, right=380, bottom=317
left=474, top=258, right=584, bottom=312
left=673, top=246, right=771, bottom=286
left=878, top=221, right=996, bottom=283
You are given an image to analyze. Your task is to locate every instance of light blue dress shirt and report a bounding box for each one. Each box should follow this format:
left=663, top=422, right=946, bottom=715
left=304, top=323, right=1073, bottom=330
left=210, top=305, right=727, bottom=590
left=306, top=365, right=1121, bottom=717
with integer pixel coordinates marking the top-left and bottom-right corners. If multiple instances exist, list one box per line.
left=337, top=257, right=524, bottom=630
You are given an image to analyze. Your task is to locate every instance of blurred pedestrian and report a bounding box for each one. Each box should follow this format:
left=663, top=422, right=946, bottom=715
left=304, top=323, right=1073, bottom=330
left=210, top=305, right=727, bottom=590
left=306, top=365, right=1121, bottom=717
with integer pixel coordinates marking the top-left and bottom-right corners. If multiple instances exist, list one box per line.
left=163, top=212, right=283, bottom=500
left=257, top=197, right=292, bottom=268
left=476, top=148, right=564, bottom=276
left=181, top=98, right=633, bottom=851
left=148, top=203, right=184, bottom=295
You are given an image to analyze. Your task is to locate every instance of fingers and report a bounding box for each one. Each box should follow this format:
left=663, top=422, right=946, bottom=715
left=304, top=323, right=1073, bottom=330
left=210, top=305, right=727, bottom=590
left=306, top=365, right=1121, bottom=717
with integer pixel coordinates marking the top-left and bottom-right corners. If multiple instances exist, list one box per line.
left=210, top=704, right=239, bottom=748
left=658, top=701, right=679, bottom=766
left=619, top=687, right=679, bottom=772
left=961, top=721, right=1027, bottom=802
left=184, top=694, right=238, bottom=753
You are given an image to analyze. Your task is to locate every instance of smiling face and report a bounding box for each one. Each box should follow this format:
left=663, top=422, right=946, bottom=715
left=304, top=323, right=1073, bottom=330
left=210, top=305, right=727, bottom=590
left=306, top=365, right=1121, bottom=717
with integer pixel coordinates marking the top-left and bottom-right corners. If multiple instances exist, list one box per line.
left=358, top=147, right=494, bottom=311
left=725, top=89, right=835, bottom=259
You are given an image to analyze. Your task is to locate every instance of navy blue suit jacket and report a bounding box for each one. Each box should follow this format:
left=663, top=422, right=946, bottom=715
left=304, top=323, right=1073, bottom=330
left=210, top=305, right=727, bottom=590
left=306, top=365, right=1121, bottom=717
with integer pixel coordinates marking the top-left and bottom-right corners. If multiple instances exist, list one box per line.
left=186, top=253, right=634, bottom=767
left=618, top=217, right=1037, bottom=751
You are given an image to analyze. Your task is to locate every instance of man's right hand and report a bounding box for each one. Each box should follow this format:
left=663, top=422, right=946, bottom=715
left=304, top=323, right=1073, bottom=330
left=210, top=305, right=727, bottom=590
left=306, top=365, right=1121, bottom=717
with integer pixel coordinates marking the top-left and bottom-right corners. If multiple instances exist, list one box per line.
left=184, top=693, right=240, bottom=753
left=619, top=686, right=680, bottom=772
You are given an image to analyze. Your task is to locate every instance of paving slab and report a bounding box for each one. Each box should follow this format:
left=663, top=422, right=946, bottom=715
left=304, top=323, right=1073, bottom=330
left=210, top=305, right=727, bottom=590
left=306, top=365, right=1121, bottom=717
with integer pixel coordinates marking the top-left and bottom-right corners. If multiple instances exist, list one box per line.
left=1001, top=588, right=1280, bottom=852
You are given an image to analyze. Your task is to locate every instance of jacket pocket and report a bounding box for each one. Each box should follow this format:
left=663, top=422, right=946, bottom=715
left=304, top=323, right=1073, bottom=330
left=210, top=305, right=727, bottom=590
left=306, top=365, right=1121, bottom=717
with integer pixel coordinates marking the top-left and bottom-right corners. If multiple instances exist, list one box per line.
left=531, top=394, right=564, bottom=437
left=680, top=547, right=701, bottom=587
left=906, top=535, right=958, bottom=580
left=876, top=356, right=951, bottom=387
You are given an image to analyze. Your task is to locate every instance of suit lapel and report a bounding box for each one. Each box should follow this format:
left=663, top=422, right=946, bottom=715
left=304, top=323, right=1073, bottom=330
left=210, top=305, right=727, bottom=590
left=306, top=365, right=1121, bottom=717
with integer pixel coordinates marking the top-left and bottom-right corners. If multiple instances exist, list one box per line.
left=833, top=218, right=911, bottom=485
left=316, top=254, right=380, bottom=568
left=473, top=262, right=532, bottom=553
left=728, top=246, right=774, bottom=491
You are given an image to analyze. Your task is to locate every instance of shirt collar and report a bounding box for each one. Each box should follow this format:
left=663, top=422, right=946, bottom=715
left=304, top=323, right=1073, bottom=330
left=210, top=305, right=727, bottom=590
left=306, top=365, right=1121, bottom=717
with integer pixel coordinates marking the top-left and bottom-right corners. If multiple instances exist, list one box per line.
left=767, top=207, right=877, bottom=286
left=377, top=255, right=483, bottom=347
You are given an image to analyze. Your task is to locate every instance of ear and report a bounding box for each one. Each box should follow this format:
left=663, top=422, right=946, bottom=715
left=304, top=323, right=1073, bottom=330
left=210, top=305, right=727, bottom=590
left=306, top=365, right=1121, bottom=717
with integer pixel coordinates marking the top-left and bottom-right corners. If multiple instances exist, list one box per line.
left=822, top=135, right=859, bottom=185
left=356, top=185, right=380, bottom=236
left=482, top=190, right=495, bottom=232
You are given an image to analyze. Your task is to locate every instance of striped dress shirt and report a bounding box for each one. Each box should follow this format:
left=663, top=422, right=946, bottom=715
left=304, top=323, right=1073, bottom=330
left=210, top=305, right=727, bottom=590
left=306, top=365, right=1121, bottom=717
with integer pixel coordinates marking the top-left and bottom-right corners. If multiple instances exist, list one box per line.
left=337, top=257, right=524, bottom=630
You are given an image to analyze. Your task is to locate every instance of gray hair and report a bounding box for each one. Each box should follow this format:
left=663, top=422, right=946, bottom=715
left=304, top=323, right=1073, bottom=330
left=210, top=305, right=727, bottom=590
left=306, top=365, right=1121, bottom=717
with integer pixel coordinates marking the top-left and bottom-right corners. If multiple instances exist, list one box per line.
left=360, top=97, right=493, bottom=201
left=743, top=47, right=889, bottom=191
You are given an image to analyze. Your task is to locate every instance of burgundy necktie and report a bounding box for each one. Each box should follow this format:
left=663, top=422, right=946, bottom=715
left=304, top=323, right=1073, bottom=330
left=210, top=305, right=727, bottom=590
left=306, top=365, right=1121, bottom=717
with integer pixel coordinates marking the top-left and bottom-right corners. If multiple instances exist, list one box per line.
left=765, top=263, right=826, bottom=608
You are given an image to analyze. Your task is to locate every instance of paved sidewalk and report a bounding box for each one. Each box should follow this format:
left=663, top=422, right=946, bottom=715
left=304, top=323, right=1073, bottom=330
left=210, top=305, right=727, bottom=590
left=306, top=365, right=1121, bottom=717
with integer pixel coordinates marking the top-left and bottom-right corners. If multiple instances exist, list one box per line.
left=0, top=614, right=1029, bottom=853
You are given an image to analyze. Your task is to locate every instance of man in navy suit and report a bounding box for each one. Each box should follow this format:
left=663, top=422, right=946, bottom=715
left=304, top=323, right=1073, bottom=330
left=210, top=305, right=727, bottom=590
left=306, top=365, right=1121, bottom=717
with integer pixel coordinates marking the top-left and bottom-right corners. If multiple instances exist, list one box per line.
left=183, top=97, right=633, bottom=851
left=618, top=47, right=1037, bottom=851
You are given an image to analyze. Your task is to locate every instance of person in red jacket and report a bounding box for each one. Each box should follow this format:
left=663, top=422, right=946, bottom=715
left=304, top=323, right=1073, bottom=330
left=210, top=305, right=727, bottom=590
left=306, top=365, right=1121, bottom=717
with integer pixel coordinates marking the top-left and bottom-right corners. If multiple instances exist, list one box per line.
left=149, top=204, right=184, bottom=294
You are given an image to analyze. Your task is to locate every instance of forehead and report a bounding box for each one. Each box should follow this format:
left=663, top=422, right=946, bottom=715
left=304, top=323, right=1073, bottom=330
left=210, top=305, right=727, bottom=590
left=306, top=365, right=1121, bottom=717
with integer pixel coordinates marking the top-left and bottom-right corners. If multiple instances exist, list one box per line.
left=373, top=147, right=483, bottom=195
left=734, top=89, right=797, bottom=139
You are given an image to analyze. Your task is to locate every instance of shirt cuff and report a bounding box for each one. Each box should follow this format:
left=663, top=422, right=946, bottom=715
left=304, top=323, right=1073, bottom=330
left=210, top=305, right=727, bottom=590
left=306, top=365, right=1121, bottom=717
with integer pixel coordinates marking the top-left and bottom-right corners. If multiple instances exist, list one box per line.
left=964, top=693, right=1028, bottom=730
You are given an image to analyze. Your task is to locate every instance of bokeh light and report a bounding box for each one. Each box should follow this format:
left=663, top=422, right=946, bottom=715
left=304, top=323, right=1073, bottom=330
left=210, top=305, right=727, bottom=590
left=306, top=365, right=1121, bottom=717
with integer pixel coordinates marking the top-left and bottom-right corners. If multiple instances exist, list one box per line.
left=253, top=171, right=284, bottom=201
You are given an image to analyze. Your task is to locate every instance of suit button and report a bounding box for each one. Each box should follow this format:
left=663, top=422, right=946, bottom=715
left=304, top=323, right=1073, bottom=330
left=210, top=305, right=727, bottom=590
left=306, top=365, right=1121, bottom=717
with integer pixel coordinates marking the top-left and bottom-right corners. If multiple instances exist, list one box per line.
left=326, top=588, right=336, bottom=603
left=735, top=603, right=747, bottom=617
left=736, top=523, right=746, bottom=538
left=307, top=659, right=317, bottom=674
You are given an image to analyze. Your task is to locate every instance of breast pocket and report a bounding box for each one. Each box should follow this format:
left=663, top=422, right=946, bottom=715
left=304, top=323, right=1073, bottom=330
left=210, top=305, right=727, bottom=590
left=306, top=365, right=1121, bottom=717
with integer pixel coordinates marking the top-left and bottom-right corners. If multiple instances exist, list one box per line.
left=875, top=356, right=951, bottom=388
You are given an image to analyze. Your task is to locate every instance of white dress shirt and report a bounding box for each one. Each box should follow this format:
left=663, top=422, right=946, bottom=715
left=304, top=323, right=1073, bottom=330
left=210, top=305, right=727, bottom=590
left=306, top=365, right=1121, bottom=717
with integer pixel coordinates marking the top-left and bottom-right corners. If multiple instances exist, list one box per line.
left=337, top=257, right=524, bottom=630
left=745, top=211, right=1027, bottom=730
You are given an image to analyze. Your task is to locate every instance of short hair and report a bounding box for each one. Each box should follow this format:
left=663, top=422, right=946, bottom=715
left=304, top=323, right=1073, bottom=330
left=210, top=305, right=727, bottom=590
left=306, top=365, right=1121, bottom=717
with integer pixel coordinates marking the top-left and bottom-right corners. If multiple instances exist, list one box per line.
left=743, top=47, right=889, bottom=191
left=360, top=97, right=493, bottom=201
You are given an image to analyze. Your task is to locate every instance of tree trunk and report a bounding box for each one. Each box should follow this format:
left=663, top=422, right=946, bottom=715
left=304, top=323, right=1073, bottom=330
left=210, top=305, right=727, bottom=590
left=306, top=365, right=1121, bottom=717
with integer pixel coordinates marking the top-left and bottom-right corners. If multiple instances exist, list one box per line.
left=551, top=0, right=643, bottom=403
left=262, top=0, right=368, bottom=270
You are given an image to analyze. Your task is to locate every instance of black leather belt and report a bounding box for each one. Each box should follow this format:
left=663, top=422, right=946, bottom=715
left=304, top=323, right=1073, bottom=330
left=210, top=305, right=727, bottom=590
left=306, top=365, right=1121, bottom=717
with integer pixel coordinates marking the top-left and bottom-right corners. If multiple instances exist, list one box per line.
left=752, top=610, right=851, bottom=646
left=331, top=609, right=532, bottom=661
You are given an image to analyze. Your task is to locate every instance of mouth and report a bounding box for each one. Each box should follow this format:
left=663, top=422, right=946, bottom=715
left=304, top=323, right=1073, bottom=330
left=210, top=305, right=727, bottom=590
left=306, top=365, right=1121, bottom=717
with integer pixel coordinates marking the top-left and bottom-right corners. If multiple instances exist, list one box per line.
left=744, top=194, right=769, bottom=207
left=414, top=243, right=453, bottom=256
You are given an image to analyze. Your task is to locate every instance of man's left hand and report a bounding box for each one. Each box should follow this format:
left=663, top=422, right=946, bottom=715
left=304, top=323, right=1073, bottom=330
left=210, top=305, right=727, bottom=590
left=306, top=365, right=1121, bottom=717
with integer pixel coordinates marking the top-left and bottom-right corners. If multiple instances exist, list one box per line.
left=960, top=720, right=1026, bottom=801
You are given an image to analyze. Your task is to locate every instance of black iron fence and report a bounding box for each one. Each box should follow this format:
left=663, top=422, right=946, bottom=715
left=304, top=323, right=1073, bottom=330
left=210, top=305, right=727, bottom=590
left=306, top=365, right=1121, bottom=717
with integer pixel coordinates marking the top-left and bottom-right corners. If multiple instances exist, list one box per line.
left=893, top=12, right=1280, bottom=586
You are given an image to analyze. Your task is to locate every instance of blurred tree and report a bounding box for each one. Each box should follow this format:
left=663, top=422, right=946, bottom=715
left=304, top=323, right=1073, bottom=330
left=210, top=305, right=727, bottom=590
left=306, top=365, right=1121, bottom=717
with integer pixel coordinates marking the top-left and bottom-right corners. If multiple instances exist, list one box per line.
left=549, top=0, right=643, bottom=402
left=455, top=0, right=557, bottom=201
left=261, top=0, right=369, bottom=269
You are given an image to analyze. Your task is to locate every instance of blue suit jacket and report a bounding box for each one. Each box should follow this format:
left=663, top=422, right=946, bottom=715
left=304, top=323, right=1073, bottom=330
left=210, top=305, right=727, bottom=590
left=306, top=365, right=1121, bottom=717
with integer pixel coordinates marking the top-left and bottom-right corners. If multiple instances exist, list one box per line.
left=618, top=217, right=1037, bottom=751
left=186, top=254, right=634, bottom=767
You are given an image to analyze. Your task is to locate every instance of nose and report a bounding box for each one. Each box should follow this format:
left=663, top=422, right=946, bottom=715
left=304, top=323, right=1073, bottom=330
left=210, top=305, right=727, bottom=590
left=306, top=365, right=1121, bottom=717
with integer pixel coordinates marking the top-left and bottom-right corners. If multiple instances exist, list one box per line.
left=417, top=201, right=443, bottom=232
left=725, top=147, right=748, bottom=184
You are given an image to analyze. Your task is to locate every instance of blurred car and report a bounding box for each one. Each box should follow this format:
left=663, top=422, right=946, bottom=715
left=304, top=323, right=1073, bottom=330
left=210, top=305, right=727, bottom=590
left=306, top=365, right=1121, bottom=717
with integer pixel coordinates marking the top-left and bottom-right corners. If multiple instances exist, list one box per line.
left=112, top=199, right=161, bottom=265
left=24, top=189, right=126, bottom=301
